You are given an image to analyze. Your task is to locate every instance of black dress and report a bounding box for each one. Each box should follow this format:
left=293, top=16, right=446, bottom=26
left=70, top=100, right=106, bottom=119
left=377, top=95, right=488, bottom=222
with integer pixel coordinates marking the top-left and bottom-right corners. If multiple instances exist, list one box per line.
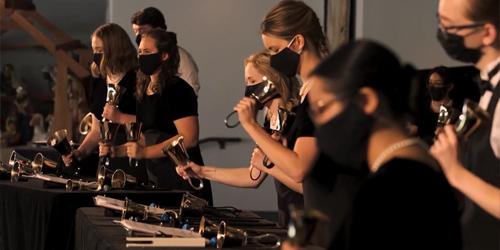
left=87, top=71, right=145, bottom=181
left=136, top=76, right=213, bottom=203
left=338, top=159, right=462, bottom=250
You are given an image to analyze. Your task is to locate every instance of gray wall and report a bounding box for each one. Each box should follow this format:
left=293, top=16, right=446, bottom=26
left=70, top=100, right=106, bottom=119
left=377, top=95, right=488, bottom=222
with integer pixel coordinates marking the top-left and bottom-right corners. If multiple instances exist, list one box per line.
left=107, top=0, right=324, bottom=211
left=355, top=0, right=465, bottom=69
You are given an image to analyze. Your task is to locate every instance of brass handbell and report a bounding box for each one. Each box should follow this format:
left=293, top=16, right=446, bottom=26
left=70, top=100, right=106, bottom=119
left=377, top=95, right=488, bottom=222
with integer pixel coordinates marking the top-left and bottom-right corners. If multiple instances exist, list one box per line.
left=125, top=122, right=142, bottom=167
left=121, top=198, right=179, bottom=226
left=225, top=77, right=280, bottom=128
left=262, top=108, right=293, bottom=168
left=199, top=216, right=219, bottom=239
left=47, top=129, right=73, bottom=156
left=79, top=112, right=95, bottom=135
left=437, top=104, right=450, bottom=129
left=103, top=84, right=126, bottom=122
left=47, top=129, right=78, bottom=175
left=98, top=121, right=115, bottom=168
left=454, top=99, right=491, bottom=140
left=163, top=135, right=204, bottom=190
left=31, top=153, right=58, bottom=174
left=179, top=193, right=209, bottom=218
left=216, top=221, right=248, bottom=248
left=96, top=166, right=137, bottom=190
left=9, top=151, right=35, bottom=182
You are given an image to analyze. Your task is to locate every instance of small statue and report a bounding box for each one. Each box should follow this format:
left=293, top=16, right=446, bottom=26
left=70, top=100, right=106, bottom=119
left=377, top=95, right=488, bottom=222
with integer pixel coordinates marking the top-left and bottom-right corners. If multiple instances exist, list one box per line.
left=30, top=113, right=47, bottom=143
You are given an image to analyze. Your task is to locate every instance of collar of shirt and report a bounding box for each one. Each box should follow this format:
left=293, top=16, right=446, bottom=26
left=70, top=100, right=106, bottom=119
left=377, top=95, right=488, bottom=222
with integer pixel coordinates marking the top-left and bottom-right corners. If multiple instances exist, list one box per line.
left=299, top=79, right=313, bottom=103
left=480, top=56, right=500, bottom=88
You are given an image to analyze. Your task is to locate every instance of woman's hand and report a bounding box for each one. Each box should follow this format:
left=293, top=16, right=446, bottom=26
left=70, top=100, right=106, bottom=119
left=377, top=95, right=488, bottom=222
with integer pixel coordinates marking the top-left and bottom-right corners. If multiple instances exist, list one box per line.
left=430, top=125, right=462, bottom=182
left=176, top=162, right=203, bottom=179
left=125, top=141, right=146, bottom=159
left=61, top=149, right=82, bottom=167
left=234, top=97, right=257, bottom=127
left=102, top=103, right=122, bottom=123
left=250, top=147, right=267, bottom=172
left=99, top=142, right=112, bottom=157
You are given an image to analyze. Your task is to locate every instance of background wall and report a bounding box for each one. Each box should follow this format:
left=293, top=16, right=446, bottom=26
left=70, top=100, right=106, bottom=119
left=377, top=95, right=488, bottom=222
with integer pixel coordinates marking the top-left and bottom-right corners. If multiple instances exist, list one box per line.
left=1, top=0, right=106, bottom=111
left=107, top=0, right=324, bottom=212
left=354, top=0, right=465, bottom=69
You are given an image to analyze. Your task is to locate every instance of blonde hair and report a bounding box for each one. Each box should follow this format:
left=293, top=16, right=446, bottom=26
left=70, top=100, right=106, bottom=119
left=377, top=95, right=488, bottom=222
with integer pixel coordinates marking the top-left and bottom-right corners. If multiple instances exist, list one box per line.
left=244, top=51, right=300, bottom=111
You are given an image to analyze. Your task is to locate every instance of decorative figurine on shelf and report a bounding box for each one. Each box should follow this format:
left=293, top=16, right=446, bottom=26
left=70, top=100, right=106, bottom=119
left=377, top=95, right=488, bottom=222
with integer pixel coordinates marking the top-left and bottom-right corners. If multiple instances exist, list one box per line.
left=30, top=113, right=47, bottom=143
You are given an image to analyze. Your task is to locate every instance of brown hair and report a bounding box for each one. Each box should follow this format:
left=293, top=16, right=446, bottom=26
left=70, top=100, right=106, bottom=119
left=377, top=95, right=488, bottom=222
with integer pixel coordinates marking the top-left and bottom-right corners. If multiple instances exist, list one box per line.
left=245, top=51, right=300, bottom=111
left=130, top=7, right=167, bottom=30
left=261, top=0, right=329, bottom=57
left=467, top=0, right=499, bottom=47
left=91, top=23, right=137, bottom=78
left=136, top=29, right=180, bottom=100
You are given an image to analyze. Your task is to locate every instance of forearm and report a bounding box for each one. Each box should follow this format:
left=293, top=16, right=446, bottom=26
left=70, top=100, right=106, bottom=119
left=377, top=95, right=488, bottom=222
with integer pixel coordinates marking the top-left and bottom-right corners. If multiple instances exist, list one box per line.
left=118, top=113, right=136, bottom=124
left=264, top=166, right=303, bottom=194
left=77, top=130, right=99, bottom=156
left=448, top=163, right=500, bottom=219
left=199, top=166, right=266, bottom=188
left=243, top=122, right=313, bottom=182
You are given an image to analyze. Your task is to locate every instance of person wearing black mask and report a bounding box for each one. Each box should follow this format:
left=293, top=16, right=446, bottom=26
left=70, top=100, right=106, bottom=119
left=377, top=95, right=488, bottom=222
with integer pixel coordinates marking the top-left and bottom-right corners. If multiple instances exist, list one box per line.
left=282, top=40, right=462, bottom=250
left=426, top=66, right=463, bottom=137
left=130, top=7, right=200, bottom=96
left=64, top=23, right=139, bottom=177
left=176, top=51, right=303, bottom=227
left=428, top=66, right=455, bottom=113
left=114, top=29, right=212, bottom=202
left=431, top=0, right=500, bottom=249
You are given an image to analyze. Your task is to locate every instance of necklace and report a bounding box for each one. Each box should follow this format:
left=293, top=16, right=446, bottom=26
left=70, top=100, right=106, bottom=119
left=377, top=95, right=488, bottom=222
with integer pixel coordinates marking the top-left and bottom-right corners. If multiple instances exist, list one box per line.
left=372, top=138, right=427, bottom=170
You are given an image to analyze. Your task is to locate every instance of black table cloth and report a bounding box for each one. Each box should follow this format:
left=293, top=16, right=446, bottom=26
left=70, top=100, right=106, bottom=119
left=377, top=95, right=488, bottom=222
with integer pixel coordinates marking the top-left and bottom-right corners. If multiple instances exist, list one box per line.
left=75, top=207, right=286, bottom=250
left=0, top=178, right=186, bottom=250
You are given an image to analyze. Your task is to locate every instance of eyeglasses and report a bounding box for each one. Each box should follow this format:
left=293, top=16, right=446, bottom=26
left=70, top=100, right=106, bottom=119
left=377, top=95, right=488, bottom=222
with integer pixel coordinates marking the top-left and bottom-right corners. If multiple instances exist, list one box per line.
left=438, top=22, right=485, bottom=33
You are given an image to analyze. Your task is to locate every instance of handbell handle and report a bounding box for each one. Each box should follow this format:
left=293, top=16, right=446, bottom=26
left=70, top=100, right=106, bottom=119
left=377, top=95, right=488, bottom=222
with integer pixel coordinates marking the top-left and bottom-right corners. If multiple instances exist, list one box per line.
left=224, top=111, right=240, bottom=128
left=186, top=167, right=204, bottom=190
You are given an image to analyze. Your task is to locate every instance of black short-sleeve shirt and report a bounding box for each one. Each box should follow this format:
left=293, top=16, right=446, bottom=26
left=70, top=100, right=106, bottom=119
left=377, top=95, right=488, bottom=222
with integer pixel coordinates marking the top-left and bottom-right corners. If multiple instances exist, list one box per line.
left=89, top=70, right=137, bottom=120
left=137, top=76, right=197, bottom=135
left=272, top=98, right=315, bottom=227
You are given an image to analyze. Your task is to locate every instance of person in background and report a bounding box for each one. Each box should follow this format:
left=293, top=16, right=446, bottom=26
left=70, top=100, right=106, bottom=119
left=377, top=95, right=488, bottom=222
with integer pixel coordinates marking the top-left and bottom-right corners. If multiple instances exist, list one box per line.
left=177, top=51, right=302, bottom=227
left=426, top=66, right=462, bottom=136
left=115, top=29, right=213, bottom=202
left=63, top=23, right=139, bottom=178
left=131, top=7, right=200, bottom=95
left=431, top=0, right=500, bottom=249
left=428, top=66, right=455, bottom=113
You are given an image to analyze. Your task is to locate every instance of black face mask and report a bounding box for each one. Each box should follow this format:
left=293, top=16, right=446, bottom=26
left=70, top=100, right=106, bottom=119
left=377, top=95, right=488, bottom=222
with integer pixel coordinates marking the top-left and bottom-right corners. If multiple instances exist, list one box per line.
left=93, top=53, right=103, bottom=67
left=135, top=34, right=142, bottom=46
left=437, top=29, right=482, bottom=63
left=270, top=47, right=300, bottom=77
left=244, top=79, right=268, bottom=97
left=138, top=53, right=162, bottom=76
left=315, top=103, right=375, bottom=170
left=428, top=85, right=449, bottom=101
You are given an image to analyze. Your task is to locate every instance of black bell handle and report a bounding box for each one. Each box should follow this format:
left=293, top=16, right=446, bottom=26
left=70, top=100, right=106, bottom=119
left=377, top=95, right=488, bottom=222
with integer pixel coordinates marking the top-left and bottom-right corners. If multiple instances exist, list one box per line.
left=224, top=110, right=240, bottom=128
